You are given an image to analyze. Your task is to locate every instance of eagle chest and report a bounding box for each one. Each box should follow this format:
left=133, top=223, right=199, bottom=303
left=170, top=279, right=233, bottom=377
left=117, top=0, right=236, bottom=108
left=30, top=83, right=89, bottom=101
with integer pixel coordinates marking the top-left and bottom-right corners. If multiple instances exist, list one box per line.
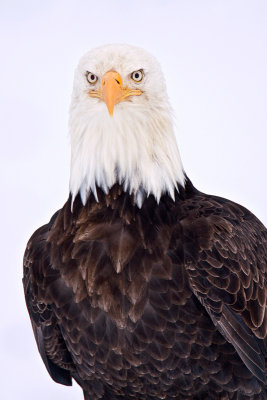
left=56, top=204, right=181, bottom=315
left=46, top=200, right=210, bottom=390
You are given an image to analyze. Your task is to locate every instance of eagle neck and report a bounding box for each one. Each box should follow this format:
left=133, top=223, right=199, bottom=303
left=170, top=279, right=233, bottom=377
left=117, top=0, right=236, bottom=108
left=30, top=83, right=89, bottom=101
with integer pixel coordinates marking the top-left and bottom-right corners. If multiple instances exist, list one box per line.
left=69, top=104, right=185, bottom=207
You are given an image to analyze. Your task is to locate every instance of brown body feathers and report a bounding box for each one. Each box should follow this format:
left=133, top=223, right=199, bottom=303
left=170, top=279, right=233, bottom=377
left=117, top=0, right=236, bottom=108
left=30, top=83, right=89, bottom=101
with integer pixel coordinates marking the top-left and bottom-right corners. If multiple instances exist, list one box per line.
left=23, top=179, right=267, bottom=399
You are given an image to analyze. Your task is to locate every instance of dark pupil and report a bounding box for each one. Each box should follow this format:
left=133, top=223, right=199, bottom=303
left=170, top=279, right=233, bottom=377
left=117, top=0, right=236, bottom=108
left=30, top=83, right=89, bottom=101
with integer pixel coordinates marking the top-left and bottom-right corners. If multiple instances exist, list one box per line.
left=134, top=72, right=140, bottom=79
left=90, top=74, right=95, bottom=81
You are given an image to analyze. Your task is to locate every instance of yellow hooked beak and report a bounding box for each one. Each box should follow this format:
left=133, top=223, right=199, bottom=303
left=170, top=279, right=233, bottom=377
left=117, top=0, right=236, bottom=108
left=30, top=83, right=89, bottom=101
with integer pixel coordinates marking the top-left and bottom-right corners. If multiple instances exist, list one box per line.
left=89, top=71, right=142, bottom=116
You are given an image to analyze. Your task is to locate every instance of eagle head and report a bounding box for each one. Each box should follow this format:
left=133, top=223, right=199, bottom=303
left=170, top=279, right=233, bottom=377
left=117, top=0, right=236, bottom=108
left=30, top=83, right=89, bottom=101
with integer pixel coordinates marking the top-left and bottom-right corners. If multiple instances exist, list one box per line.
left=69, top=44, right=184, bottom=206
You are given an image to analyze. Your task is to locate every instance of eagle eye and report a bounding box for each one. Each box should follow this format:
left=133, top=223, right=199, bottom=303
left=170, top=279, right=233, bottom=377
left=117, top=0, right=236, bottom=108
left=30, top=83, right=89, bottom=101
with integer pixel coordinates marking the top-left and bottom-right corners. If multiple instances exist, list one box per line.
left=87, top=72, right=98, bottom=84
left=131, top=70, right=143, bottom=82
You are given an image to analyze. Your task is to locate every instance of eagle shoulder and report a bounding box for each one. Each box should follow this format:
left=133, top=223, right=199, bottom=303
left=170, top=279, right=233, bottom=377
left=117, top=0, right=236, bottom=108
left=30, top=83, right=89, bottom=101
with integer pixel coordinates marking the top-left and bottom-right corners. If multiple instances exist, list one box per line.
left=179, top=192, right=267, bottom=383
left=23, top=211, right=75, bottom=386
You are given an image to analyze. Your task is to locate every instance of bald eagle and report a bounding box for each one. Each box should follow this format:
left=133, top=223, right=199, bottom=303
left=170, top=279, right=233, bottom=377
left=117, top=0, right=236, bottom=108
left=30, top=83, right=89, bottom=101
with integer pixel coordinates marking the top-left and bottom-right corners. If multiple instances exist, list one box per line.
left=23, top=44, right=267, bottom=400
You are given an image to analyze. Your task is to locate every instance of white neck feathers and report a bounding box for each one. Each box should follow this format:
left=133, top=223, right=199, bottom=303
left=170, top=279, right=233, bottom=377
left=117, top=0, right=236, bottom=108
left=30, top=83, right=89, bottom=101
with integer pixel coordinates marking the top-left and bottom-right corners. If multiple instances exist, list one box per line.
left=69, top=101, right=184, bottom=207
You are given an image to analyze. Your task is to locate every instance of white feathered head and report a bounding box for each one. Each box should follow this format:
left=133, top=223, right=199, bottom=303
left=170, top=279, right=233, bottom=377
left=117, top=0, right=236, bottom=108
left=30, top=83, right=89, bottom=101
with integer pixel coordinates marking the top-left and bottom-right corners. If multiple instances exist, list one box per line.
left=69, top=44, right=184, bottom=206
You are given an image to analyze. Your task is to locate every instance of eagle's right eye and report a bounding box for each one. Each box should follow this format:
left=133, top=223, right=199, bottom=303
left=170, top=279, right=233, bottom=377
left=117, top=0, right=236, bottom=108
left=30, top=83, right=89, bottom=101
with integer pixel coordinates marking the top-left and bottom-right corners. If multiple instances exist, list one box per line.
left=87, top=72, right=98, bottom=84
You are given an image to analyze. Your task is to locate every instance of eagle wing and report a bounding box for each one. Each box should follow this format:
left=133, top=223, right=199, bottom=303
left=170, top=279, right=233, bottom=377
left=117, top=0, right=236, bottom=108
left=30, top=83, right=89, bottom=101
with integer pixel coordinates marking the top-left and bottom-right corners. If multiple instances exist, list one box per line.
left=181, top=195, right=267, bottom=383
left=23, top=212, right=75, bottom=386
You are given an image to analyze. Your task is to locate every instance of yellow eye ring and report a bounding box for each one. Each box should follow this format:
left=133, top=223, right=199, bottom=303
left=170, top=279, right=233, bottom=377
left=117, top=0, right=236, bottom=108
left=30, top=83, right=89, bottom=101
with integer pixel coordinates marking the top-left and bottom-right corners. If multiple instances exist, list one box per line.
left=87, top=72, right=98, bottom=84
left=131, top=70, right=143, bottom=82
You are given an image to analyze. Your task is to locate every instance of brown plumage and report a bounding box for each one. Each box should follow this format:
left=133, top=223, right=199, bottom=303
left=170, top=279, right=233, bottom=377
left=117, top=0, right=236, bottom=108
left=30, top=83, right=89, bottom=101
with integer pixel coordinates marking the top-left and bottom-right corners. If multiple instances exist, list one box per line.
left=23, top=179, right=267, bottom=400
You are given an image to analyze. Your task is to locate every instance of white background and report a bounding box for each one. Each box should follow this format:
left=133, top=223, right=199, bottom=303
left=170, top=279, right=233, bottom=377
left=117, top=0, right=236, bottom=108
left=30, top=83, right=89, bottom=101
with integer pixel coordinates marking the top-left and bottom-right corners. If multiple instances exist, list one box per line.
left=0, top=1, right=266, bottom=399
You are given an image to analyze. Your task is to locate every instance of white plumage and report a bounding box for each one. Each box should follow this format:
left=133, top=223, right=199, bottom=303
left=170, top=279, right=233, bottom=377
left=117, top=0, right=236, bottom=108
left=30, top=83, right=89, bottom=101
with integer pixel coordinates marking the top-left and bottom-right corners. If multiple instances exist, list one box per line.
left=69, top=44, right=185, bottom=207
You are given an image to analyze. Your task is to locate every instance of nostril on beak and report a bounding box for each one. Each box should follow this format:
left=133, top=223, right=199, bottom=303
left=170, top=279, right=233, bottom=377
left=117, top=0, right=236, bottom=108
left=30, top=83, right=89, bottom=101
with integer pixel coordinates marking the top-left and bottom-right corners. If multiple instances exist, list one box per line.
left=115, top=79, right=120, bottom=85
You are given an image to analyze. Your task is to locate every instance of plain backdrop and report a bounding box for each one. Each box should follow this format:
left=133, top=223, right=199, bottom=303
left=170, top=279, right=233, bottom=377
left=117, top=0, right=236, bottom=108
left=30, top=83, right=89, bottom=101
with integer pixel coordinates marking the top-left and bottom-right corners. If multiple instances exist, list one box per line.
left=0, top=1, right=266, bottom=399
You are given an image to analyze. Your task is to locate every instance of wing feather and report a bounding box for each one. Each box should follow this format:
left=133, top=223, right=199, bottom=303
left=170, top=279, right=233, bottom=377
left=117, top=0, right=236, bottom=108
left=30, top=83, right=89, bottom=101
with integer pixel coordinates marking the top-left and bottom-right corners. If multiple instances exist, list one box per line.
left=181, top=194, right=267, bottom=383
left=23, top=212, right=74, bottom=386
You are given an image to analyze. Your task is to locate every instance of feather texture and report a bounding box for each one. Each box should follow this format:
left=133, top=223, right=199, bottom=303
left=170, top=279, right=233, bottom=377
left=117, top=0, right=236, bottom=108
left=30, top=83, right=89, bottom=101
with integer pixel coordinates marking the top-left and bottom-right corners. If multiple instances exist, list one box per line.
left=23, top=179, right=267, bottom=399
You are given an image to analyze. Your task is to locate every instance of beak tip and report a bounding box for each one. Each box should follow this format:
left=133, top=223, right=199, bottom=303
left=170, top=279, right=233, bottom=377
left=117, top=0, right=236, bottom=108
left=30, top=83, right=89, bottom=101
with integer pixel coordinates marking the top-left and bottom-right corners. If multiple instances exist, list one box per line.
left=107, top=105, right=114, bottom=117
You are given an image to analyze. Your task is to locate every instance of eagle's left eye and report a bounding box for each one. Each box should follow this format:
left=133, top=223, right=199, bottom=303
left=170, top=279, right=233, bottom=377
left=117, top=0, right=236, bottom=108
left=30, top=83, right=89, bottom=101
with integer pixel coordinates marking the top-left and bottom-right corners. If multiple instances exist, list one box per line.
left=131, top=70, right=143, bottom=82
left=87, top=72, right=98, bottom=84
